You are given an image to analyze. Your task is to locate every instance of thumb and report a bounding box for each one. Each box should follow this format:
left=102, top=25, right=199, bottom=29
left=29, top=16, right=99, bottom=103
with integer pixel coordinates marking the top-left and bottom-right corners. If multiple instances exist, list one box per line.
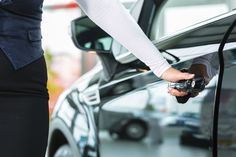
left=161, top=67, right=195, bottom=82
left=178, top=72, right=195, bottom=81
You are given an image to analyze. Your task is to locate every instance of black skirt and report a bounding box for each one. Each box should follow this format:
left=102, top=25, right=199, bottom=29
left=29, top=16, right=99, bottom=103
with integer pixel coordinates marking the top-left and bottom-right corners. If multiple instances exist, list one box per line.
left=0, top=49, right=49, bottom=157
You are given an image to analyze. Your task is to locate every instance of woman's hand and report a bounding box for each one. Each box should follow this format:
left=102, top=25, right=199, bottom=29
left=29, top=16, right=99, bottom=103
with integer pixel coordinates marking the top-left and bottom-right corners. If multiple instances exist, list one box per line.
left=163, top=65, right=210, bottom=97
left=161, top=67, right=195, bottom=97
left=161, top=67, right=195, bottom=83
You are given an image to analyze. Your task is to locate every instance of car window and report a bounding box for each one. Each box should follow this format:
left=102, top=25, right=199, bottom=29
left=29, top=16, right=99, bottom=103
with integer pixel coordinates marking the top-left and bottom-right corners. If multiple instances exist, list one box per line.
left=150, top=0, right=232, bottom=41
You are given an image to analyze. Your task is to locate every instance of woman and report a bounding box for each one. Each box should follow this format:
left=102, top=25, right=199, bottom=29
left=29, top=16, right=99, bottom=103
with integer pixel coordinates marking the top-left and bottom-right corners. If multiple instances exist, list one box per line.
left=0, top=0, right=49, bottom=157
left=0, top=0, right=193, bottom=156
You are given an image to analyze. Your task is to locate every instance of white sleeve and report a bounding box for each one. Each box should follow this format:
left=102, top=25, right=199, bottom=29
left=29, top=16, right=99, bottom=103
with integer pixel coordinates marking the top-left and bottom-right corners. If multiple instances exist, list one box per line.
left=75, top=0, right=171, bottom=78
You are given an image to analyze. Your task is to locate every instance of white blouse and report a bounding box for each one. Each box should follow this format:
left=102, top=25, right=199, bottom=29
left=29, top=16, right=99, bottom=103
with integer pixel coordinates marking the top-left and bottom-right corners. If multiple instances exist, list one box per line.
left=75, top=0, right=170, bottom=78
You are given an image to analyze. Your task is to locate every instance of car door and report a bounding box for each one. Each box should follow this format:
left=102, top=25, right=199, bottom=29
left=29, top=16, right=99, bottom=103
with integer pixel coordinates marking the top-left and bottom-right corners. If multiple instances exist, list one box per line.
left=216, top=14, right=236, bottom=157
left=98, top=48, right=218, bottom=157
left=98, top=2, right=236, bottom=157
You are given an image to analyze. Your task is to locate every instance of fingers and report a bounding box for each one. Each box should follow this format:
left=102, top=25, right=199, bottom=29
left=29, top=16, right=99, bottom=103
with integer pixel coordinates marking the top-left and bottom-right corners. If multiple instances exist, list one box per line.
left=168, top=88, right=188, bottom=97
left=168, top=88, right=200, bottom=97
left=161, top=67, right=194, bottom=82
left=163, top=67, right=199, bottom=98
left=178, top=72, right=194, bottom=81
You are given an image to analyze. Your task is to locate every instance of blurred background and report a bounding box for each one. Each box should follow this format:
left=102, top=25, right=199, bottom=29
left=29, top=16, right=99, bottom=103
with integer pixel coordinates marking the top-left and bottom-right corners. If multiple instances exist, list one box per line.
left=42, top=0, right=97, bottom=114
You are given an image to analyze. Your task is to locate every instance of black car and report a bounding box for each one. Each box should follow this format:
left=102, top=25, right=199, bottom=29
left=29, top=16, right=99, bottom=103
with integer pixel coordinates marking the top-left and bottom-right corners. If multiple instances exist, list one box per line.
left=47, top=0, right=236, bottom=157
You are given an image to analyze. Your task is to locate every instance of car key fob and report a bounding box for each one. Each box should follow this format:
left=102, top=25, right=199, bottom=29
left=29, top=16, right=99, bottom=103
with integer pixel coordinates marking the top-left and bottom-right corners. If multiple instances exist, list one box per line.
left=169, top=76, right=206, bottom=104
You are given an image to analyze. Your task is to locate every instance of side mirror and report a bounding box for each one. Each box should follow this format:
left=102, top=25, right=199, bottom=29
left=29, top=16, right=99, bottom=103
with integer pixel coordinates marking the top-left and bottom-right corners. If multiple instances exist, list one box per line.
left=71, top=16, right=113, bottom=53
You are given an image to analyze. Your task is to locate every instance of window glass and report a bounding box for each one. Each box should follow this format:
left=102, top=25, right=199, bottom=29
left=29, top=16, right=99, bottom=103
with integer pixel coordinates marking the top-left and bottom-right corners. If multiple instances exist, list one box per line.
left=151, top=0, right=232, bottom=41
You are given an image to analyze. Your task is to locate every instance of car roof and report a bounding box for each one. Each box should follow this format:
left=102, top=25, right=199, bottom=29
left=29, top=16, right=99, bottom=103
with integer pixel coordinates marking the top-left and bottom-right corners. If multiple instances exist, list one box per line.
left=117, top=10, right=236, bottom=64
left=155, top=10, right=236, bottom=50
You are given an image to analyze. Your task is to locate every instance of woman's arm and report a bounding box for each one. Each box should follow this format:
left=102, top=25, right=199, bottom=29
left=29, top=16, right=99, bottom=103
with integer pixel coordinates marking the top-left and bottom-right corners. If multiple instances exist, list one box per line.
left=76, top=0, right=171, bottom=77
left=75, top=0, right=195, bottom=93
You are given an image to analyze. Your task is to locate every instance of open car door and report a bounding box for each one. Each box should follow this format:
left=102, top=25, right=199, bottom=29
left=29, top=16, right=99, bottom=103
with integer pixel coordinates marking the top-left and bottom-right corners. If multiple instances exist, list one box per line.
left=214, top=12, right=236, bottom=157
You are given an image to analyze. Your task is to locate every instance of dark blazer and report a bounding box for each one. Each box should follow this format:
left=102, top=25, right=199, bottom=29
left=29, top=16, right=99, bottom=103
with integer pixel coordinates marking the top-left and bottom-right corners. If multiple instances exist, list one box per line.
left=0, top=0, right=44, bottom=69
